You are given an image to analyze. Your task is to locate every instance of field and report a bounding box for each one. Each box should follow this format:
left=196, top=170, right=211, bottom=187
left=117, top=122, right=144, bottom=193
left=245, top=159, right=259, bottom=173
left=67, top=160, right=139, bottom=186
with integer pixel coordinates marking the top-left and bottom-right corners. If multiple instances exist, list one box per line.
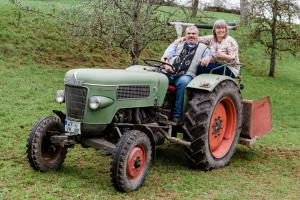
left=0, top=1, right=299, bottom=199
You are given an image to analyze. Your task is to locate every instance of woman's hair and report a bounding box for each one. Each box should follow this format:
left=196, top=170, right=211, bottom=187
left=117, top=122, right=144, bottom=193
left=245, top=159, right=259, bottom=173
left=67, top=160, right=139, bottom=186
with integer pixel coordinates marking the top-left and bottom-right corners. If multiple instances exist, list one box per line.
left=212, top=19, right=228, bottom=40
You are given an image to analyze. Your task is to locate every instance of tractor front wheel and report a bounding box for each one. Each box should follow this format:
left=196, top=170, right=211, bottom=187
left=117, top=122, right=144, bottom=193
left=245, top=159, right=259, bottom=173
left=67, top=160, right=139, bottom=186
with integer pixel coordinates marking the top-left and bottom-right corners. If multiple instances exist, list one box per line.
left=110, top=130, right=152, bottom=192
left=26, top=116, right=67, bottom=171
left=183, top=80, right=242, bottom=169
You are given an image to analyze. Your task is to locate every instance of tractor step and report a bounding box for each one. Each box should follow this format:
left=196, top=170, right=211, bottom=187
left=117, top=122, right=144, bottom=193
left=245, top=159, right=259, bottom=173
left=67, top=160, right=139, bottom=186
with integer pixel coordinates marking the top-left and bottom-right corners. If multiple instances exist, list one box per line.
left=82, top=138, right=116, bottom=155
left=239, top=137, right=257, bottom=145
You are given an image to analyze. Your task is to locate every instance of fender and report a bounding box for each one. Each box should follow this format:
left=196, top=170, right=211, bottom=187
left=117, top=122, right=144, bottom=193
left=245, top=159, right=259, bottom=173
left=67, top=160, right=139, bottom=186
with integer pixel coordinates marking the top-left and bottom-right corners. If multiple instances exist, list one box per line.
left=187, top=73, right=239, bottom=92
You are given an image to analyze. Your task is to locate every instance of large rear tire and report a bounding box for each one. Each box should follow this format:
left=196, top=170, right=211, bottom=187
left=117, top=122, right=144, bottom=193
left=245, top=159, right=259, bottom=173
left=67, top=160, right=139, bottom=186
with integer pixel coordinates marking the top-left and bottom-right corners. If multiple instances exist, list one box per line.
left=26, top=116, right=67, bottom=171
left=183, top=80, right=242, bottom=170
left=110, top=130, right=152, bottom=192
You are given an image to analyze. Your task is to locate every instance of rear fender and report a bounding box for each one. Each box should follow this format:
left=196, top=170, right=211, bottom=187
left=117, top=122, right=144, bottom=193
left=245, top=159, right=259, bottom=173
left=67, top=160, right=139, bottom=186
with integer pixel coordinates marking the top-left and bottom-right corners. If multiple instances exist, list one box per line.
left=186, top=74, right=238, bottom=92
left=183, top=74, right=239, bottom=115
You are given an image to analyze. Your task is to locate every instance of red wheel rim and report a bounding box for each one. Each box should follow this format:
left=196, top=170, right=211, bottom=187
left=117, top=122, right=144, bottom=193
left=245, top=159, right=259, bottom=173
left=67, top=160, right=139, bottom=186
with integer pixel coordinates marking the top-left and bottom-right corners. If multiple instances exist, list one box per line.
left=126, top=145, right=146, bottom=181
left=209, top=97, right=237, bottom=158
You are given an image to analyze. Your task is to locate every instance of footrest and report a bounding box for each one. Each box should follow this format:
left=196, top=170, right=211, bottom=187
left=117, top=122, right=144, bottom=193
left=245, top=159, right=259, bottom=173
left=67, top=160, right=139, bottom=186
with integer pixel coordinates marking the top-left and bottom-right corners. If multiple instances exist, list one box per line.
left=82, top=138, right=116, bottom=155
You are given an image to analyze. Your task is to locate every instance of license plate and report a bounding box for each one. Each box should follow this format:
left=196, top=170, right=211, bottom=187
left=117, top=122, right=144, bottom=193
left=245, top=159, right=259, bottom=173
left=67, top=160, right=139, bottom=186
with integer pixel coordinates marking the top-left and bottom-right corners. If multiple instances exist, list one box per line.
left=64, top=119, right=81, bottom=135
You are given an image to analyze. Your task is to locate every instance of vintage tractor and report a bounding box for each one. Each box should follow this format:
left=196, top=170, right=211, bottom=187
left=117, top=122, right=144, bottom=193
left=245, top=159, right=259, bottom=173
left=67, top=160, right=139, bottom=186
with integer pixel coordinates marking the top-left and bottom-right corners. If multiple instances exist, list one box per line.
left=26, top=23, right=272, bottom=192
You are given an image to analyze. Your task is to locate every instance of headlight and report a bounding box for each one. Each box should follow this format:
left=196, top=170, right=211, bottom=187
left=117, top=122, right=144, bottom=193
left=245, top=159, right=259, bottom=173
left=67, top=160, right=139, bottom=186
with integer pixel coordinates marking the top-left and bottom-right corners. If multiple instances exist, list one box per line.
left=89, top=96, right=101, bottom=110
left=55, top=90, right=65, bottom=103
left=89, top=96, right=114, bottom=110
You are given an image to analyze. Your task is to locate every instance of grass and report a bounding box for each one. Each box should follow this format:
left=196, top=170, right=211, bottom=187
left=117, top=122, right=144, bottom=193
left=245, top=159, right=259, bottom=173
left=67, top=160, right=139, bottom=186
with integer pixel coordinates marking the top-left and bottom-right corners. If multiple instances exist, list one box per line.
left=0, top=1, right=299, bottom=200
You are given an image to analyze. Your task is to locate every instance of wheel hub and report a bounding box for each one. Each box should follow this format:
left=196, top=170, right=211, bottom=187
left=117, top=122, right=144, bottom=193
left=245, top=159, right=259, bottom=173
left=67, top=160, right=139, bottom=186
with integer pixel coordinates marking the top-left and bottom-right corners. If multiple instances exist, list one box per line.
left=127, top=146, right=146, bottom=180
left=41, top=132, right=62, bottom=162
left=212, top=116, right=223, bottom=137
left=134, top=157, right=141, bottom=168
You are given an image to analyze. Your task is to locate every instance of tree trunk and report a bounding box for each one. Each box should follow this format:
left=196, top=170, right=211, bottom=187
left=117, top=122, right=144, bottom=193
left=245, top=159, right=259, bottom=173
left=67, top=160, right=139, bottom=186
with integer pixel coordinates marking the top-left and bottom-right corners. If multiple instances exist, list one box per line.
left=269, top=0, right=278, bottom=77
left=130, top=0, right=141, bottom=65
left=240, top=0, right=250, bottom=26
left=269, top=47, right=276, bottom=77
left=191, top=0, right=198, bottom=17
left=130, top=50, right=140, bottom=65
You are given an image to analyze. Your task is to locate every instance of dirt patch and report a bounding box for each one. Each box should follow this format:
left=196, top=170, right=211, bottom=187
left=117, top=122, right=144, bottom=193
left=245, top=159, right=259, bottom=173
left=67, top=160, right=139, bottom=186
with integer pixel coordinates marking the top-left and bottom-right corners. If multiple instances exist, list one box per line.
left=252, top=145, right=300, bottom=158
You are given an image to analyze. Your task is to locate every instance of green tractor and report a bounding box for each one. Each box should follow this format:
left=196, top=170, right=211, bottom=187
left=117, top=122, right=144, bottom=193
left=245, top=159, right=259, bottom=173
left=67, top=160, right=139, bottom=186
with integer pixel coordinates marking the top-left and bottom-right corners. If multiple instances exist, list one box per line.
left=26, top=23, right=272, bottom=192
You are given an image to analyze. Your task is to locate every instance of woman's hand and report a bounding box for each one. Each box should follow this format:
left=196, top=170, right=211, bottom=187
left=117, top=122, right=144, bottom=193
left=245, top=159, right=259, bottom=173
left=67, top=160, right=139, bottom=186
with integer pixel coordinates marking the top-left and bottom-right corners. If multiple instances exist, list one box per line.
left=215, top=50, right=227, bottom=58
left=200, top=56, right=212, bottom=67
left=215, top=50, right=234, bottom=62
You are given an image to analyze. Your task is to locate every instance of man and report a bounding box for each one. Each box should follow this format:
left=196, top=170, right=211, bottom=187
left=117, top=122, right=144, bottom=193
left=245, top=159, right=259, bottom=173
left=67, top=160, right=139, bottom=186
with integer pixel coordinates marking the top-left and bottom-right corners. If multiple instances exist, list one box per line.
left=161, top=25, right=212, bottom=124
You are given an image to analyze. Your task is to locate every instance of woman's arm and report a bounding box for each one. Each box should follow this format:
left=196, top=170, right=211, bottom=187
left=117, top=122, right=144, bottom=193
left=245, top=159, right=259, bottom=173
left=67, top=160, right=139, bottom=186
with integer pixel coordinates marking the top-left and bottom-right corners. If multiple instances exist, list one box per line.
left=215, top=37, right=239, bottom=63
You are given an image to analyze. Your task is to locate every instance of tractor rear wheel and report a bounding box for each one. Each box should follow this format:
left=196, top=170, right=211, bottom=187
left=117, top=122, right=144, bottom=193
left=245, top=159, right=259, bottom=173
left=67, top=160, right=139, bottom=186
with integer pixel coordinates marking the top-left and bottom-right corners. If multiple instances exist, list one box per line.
left=26, top=116, right=67, bottom=171
left=183, top=80, right=242, bottom=169
left=110, top=130, right=152, bottom=192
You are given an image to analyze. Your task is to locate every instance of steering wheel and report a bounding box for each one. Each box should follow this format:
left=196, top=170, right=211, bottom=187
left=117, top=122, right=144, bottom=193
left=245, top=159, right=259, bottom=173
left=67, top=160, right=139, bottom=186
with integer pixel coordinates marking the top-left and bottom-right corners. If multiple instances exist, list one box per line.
left=143, top=59, right=176, bottom=71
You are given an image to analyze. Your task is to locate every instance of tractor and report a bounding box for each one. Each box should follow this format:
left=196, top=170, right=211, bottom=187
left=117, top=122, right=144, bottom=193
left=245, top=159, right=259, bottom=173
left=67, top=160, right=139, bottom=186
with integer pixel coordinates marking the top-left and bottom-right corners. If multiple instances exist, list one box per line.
left=26, top=22, right=272, bottom=192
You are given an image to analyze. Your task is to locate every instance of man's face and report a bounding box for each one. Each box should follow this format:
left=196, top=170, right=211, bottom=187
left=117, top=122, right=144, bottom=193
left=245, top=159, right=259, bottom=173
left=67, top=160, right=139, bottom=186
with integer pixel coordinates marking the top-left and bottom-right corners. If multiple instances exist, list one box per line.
left=185, top=29, right=198, bottom=44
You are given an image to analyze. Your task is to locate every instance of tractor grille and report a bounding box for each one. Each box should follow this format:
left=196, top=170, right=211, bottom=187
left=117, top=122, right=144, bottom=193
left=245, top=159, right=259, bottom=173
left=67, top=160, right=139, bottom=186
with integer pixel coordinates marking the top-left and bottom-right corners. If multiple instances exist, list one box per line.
left=117, top=85, right=150, bottom=100
left=65, top=85, right=88, bottom=119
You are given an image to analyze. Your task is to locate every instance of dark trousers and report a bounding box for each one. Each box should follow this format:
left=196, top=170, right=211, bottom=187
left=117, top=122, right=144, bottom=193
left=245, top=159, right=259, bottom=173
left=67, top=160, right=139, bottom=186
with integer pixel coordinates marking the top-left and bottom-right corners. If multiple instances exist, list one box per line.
left=197, top=63, right=235, bottom=78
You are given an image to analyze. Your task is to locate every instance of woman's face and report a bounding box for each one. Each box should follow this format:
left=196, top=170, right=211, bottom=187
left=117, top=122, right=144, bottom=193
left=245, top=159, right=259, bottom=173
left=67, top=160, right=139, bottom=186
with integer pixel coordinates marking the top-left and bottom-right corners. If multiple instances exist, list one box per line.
left=215, top=26, right=227, bottom=39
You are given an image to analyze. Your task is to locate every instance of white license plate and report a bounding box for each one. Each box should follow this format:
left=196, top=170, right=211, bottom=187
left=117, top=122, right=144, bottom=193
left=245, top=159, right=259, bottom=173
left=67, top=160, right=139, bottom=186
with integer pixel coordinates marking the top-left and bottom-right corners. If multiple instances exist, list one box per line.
left=65, top=119, right=81, bottom=135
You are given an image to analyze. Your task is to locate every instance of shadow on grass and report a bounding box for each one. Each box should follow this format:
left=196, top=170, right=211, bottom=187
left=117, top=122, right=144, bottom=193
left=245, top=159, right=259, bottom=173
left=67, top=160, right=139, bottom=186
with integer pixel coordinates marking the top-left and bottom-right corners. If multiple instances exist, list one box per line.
left=155, top=143, right=187, bottom=168
left=234, top=145, right=261, bottom=161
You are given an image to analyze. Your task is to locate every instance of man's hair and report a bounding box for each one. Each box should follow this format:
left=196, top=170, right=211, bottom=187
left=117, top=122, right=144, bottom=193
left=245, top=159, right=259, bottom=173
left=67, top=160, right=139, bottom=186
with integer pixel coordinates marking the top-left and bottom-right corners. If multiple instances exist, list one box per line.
left=212, top=19, right=228, bottom=40
left=185, top=25, right=199, bottom=35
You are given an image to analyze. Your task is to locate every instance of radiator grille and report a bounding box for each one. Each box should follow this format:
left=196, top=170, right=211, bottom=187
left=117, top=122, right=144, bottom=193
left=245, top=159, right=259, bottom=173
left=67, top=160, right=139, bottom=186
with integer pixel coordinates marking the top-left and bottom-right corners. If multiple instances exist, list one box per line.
left=65, top=85, right=88, bottom=119
left=117, top=85, right=150, bottom=100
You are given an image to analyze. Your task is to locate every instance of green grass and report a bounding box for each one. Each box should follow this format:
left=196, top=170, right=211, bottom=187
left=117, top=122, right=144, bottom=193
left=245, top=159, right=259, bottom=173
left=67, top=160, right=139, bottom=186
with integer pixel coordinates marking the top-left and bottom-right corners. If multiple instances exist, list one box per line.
left=0, top=1, right=299, bottom=200
left=0, top=1, right=131, bottom=68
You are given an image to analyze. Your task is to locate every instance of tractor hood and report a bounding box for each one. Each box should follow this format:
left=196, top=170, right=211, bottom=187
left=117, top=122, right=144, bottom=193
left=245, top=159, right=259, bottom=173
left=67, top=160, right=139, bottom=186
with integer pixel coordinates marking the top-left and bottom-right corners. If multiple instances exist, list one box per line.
left=64, top=68, right=168, bottom=86
left=63, top=67, right=169, bottom=124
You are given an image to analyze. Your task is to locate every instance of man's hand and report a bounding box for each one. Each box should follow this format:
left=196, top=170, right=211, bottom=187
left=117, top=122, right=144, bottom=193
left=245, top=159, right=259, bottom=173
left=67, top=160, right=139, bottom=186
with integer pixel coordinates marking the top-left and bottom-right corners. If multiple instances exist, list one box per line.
left=200, top=56, right=212, bottom=67
left=164, top=65, right=175, bottom=73
left=161, top=57, right=175, bottom=73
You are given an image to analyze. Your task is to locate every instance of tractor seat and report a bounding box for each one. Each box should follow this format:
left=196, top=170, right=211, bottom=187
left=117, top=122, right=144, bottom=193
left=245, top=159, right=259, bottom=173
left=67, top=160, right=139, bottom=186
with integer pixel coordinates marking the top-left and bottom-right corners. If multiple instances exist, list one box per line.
left=168, top=85, right=176, bottom=93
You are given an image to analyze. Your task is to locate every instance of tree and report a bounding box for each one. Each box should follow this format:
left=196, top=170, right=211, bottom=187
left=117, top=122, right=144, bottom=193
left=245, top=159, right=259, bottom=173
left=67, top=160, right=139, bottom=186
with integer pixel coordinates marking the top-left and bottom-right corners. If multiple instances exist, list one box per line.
left=10, top=0, right=177, bottom=65
left=69, top=0, right=176, bottom=65
left=249, top=0, right=300, bottom=77
left=214, top=0, right=225, bottom=8
left=240, top=0, right=251, bottom=26
left=191, top=0, right=199, bottom=17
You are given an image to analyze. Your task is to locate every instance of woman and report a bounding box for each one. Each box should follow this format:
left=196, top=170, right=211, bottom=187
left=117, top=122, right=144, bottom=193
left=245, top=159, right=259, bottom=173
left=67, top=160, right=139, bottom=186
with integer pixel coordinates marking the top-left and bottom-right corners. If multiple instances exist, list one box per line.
left=197, top=19, right=240, bottom=77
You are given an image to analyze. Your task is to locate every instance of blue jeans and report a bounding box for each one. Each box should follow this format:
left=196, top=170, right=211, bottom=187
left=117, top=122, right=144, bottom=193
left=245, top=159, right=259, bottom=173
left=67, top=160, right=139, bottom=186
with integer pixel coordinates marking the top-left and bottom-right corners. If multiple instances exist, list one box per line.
left=167, top=75, right=193, bottom=118
left=197, top=63, right=235, bottom=78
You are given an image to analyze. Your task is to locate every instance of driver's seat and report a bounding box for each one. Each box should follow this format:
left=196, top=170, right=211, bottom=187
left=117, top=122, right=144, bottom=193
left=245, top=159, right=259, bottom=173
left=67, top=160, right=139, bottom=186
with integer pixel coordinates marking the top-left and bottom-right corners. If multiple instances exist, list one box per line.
left=168, top=85, right=176, bottom=93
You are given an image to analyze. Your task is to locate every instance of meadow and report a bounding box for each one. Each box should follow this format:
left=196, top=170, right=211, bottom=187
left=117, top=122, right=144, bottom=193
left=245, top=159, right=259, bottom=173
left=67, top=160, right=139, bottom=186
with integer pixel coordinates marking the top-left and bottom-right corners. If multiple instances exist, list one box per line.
left=0, top=1, right=299, bottom=199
